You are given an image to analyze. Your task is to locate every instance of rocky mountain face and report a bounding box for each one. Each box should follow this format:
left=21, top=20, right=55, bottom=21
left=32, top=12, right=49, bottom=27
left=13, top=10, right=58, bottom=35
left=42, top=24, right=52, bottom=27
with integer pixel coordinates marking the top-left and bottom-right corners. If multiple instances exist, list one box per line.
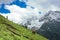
left=36, top=10, right=60, bottom=40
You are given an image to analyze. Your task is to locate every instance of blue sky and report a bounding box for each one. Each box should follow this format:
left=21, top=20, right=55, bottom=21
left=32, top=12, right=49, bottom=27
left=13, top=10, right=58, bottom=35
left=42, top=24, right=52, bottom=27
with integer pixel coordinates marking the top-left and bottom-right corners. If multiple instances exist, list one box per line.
left=0, top=0, right=27, bottom=13
left=0, top=4, right=10, bottom=13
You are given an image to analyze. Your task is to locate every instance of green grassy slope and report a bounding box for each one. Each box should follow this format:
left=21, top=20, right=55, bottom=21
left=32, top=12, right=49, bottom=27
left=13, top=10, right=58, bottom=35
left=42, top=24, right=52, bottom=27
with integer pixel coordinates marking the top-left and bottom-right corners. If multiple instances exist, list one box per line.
left=0, top=15, right=48, bottom=40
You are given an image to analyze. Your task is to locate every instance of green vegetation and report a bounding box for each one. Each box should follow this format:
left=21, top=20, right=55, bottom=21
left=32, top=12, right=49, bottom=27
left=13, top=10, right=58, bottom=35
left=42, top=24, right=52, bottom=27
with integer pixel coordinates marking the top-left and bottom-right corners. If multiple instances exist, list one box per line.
left=0, top=15, right=48, bottom=40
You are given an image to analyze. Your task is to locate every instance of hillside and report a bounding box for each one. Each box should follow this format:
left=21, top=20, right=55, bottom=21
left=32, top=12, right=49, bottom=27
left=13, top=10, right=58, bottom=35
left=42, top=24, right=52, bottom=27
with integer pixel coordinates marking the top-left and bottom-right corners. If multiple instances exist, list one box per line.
left=0, top=15, right=48, bottom=40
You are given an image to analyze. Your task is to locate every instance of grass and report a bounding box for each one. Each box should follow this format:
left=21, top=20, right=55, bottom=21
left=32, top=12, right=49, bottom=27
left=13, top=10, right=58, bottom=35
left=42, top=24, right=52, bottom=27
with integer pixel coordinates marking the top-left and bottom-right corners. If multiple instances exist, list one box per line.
left=0, top=15, right=48, bottom=40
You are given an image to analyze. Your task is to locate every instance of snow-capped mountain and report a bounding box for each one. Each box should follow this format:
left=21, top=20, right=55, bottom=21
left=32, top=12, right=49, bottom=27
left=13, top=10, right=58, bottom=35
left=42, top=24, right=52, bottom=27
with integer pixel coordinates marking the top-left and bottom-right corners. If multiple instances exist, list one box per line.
left=39, top=10, right=60, bottom=22
left=37, top=10, right=60, bottom=40
left=21, top=15, right=45, bottom=30
left=21, top=10, right=60, bottom=30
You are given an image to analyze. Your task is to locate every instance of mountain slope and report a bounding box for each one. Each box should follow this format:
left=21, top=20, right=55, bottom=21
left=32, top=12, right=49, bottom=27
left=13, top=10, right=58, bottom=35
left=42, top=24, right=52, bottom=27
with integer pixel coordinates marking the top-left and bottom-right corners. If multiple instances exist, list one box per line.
left=39, top=10, right=60, bottom=22
left=0, top=15, right=48, bottom=40
left=37, top=10, right=60, bottom=40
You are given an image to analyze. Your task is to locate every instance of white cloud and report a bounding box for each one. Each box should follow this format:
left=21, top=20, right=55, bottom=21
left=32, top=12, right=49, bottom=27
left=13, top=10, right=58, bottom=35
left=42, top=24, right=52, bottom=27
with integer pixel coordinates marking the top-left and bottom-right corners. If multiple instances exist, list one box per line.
left=1, top=5, right=40, bottom=23
left=22, top=0, right=60, bottom=13
left=25, top=0, right=48, bottom=13
left=0, top=0, right=15, bottom=5
left=48, top=0, right=60, bottom=7
left=47, top=5, right=60, bottom=11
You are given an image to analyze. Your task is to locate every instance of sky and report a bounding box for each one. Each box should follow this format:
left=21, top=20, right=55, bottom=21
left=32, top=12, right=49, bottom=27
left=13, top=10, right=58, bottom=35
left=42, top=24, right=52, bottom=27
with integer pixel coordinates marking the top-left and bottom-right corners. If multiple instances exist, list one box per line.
left=0, top=0, right=60, bottom=29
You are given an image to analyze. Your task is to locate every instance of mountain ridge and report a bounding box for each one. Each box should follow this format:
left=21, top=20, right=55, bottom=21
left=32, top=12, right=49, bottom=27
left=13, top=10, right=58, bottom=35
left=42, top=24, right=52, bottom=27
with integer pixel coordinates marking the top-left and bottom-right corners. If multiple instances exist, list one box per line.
left=37, top=10, right=60, bottom=40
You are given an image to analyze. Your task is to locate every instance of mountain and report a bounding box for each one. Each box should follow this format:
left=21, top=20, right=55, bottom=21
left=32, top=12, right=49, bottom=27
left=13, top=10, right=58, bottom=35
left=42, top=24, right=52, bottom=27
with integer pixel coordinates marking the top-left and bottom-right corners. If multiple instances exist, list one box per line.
left=39, top=10, right=60, bottom=22
left=36, top=10, right=60, bottom=40
left=0, top=15, right=47, bottom=40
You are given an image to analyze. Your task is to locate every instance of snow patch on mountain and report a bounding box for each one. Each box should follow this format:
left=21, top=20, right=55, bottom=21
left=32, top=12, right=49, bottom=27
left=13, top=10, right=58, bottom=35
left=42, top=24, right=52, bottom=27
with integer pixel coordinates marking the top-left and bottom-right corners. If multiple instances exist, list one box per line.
left=39, top=10, right=60, bottom=23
